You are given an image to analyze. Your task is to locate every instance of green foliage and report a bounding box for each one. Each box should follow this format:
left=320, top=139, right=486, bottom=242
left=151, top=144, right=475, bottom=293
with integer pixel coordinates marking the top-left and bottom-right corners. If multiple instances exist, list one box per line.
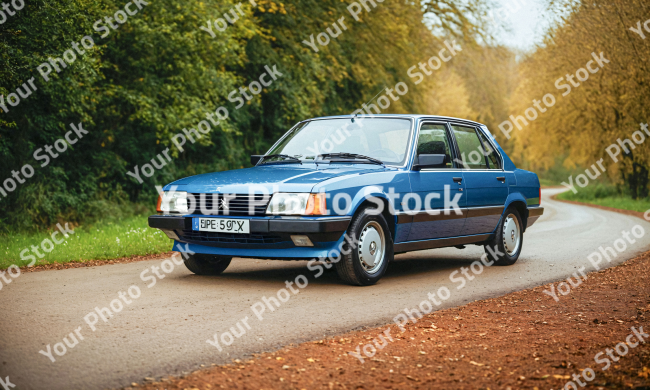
left=0, top=215, right=170, bottom=269
left=1, top=0, right=491, bottom=233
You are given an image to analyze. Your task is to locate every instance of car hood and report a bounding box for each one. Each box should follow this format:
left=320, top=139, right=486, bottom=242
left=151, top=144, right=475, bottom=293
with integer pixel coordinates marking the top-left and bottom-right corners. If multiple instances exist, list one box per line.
left=164, top=164, right=389, bottom=193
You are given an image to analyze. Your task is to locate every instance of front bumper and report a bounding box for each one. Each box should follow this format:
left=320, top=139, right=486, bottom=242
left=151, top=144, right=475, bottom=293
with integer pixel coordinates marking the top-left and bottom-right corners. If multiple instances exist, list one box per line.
left=148, top=215, right=351, bottom=234
left=148, top=215, right=351, bottom=259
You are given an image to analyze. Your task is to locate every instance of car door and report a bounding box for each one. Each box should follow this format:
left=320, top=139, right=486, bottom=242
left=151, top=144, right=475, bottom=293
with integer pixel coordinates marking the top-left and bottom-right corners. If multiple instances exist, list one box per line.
left=407, top=122, right=467, bottom=241
left=449, top=124, right=508, bottom=236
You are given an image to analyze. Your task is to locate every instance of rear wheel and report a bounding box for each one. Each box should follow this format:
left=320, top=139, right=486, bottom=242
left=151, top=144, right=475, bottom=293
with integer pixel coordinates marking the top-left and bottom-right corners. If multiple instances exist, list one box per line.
left=184, top=254, right=232, bottom=275
left=484, top=207, right=523, bottom=266
left=335, top=207, right=393, bottom=286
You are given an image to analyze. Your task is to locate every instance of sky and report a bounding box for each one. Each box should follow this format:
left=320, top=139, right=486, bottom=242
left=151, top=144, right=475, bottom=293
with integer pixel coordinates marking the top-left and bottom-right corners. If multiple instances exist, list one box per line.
left=488, top=0, right=552, bottom=51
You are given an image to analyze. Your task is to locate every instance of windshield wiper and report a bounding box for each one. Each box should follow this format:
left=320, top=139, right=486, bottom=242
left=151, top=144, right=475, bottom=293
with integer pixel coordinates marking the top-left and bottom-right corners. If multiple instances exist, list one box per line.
left=260, top=154, right=302, bottom=164
left=318, top=153, right=384, bottom=166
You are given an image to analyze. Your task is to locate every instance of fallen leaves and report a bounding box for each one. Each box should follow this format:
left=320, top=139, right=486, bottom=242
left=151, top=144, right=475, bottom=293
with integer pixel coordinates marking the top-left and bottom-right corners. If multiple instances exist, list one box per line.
left=127, top=251, right=650, bottom=390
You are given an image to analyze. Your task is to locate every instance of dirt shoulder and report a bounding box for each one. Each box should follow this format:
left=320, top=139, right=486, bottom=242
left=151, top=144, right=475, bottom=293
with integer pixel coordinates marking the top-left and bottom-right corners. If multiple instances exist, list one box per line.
left=20, top=251, right=175, bottom=273
left=126, top=251, right=650, bottom=390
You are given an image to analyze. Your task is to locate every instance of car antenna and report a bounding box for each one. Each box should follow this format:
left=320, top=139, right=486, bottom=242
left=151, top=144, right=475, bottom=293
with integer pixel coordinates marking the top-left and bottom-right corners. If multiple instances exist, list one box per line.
left=353, top=86, right=385, bottom=123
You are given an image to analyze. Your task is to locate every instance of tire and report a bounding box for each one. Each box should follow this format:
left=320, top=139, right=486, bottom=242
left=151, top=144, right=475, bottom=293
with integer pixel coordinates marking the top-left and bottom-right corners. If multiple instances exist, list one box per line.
left=484, top=207, right=523, bottom=266
left=184, top=253, right=232, bottom=275
left=335, top=207, right=393, bottom=286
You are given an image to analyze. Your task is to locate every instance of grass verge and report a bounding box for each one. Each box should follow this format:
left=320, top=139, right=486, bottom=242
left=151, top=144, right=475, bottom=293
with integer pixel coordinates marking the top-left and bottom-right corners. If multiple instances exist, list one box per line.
left=557, top=187, right=650, bottom=213
left=0, top=215, right=171, bottom=270
left=557, top=191, right=650, bottom=212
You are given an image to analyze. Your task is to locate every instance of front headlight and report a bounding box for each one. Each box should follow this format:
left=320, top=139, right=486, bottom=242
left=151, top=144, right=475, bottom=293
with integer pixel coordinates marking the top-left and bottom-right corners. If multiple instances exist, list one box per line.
left=157, top=191, right=189, bottom=214
left=266, top=193, right=327, bottom=215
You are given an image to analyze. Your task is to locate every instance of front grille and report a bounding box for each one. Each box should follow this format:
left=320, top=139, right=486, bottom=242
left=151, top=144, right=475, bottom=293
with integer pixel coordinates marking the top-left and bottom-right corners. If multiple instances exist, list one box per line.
left=187, top=193, right=270, bottom=217
left=179, top=229, right=284, bottom=245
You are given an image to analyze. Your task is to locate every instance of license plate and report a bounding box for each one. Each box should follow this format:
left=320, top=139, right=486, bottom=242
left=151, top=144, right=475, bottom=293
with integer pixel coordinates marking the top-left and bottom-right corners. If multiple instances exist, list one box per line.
left=193, top=218, right=250, bottom=234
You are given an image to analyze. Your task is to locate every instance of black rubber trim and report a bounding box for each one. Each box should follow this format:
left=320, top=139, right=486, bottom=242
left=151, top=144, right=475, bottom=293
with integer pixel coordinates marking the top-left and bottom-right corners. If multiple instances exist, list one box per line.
left=413, top=208, right=467, bottom=222
left=527, top=206, right=544, bottom=217
left=465, top=206, right=504, bottom=218
left=394, top=234, right=491, bottom=252
left=397, top=214, right=413, bottom=224
left=250, top=219, right=269, bottom=233
left=401, top=208, right=467, bottom=223
left=268, top=218, right=351, bottom=233
left=148, top=215, right=190, bottom=230
left=149, top=215, right=351, bottom=234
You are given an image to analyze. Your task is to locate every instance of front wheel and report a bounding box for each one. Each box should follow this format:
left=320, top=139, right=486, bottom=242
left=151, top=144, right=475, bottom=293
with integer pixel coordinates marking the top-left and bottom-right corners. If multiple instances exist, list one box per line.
left=484, top=207, right=523, bottom=266
left=335, top=207, right=393, bottom=286
left=184, top=254, right=232, bottom=275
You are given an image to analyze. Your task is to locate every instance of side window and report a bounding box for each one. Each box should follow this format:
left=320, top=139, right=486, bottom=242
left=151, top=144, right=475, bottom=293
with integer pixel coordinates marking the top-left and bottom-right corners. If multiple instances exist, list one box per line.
left=417, top=124, right=453, bottom=168
left=477, top=130, right=502, bottom=169
left=451, top=125, right=488, bottom=169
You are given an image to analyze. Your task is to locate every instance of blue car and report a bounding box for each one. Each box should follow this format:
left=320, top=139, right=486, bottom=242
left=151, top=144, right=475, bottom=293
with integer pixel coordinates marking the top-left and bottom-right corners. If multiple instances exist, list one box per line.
left=149, top=115, right=543, bottom=285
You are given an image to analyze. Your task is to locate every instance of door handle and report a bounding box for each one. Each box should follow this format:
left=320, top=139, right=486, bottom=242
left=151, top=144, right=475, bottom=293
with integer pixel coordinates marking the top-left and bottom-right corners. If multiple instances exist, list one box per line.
left=497, top=176, right=506, bottom=182
left=453, top=177, right=463, bottom=183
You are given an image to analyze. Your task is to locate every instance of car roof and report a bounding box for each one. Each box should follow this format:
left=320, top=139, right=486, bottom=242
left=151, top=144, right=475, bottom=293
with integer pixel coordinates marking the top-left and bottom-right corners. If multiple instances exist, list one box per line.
left=307, top=114, right=486, bottom=128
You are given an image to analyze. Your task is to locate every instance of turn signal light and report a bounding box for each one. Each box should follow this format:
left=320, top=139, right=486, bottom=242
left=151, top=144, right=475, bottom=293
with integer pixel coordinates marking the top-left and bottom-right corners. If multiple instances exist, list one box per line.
left=305, top=193, right=327, bottom=215
left=156, top=194, right=163, bottom=212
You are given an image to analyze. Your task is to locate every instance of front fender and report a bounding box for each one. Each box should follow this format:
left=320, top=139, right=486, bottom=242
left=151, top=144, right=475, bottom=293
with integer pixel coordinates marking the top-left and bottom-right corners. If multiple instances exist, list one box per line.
left=313, top=170, right=410, bottom=217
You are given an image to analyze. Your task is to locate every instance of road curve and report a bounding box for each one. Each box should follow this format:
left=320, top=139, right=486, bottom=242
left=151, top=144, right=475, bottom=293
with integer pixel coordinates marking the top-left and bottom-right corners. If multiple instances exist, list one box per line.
left=1, top=188, right=649, bottom=390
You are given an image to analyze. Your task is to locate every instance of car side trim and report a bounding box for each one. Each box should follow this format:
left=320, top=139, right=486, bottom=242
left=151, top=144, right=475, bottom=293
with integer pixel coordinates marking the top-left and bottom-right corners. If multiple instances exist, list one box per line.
left=394, top=233, right=491, bottom=252
left=412, top=208, right=467, bottom=222
left=466, top=205, right=504, bottom=218
left=395, top=208, right=468, bottom=224
left=396, top=206, right=504, bottom=224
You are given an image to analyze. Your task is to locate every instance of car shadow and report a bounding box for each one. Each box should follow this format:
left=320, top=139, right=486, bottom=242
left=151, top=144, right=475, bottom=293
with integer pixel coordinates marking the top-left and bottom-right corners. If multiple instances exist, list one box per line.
left=172, top=249, right=484, bottom=286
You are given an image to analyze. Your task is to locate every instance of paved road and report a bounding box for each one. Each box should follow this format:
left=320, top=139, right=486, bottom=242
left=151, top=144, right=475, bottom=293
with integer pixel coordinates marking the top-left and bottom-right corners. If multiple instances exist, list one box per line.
left=1, top=188, right=649, bottom=390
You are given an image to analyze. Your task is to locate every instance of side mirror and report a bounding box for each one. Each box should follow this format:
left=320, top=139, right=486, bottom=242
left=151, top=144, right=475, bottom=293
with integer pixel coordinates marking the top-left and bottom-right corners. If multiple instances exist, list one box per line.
left=250, top=155, right=263, bottom=166
left=413, top=154, right=447, bottom=170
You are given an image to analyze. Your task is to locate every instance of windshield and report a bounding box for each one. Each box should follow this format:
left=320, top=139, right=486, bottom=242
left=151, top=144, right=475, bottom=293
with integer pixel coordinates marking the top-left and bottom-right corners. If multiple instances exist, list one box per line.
left=267, top=118, right=412, bottom=165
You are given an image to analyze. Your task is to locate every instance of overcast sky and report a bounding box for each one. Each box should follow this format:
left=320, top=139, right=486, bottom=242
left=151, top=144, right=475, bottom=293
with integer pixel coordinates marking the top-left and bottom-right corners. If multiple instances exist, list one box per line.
left=489, top=0, right=552, bottom=51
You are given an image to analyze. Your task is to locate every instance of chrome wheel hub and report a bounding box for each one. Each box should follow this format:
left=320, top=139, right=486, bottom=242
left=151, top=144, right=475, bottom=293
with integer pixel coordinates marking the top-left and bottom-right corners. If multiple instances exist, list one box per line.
left=502, top=213, right=521, bottom=256
left=358, top=221, right=386, bottom=274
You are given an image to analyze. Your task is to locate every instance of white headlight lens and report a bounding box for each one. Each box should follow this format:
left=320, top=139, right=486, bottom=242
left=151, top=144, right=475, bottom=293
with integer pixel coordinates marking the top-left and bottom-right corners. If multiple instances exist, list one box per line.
left=266, top=193, right=310, bottom=215
left=159, top=191, right=188, bottom=213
